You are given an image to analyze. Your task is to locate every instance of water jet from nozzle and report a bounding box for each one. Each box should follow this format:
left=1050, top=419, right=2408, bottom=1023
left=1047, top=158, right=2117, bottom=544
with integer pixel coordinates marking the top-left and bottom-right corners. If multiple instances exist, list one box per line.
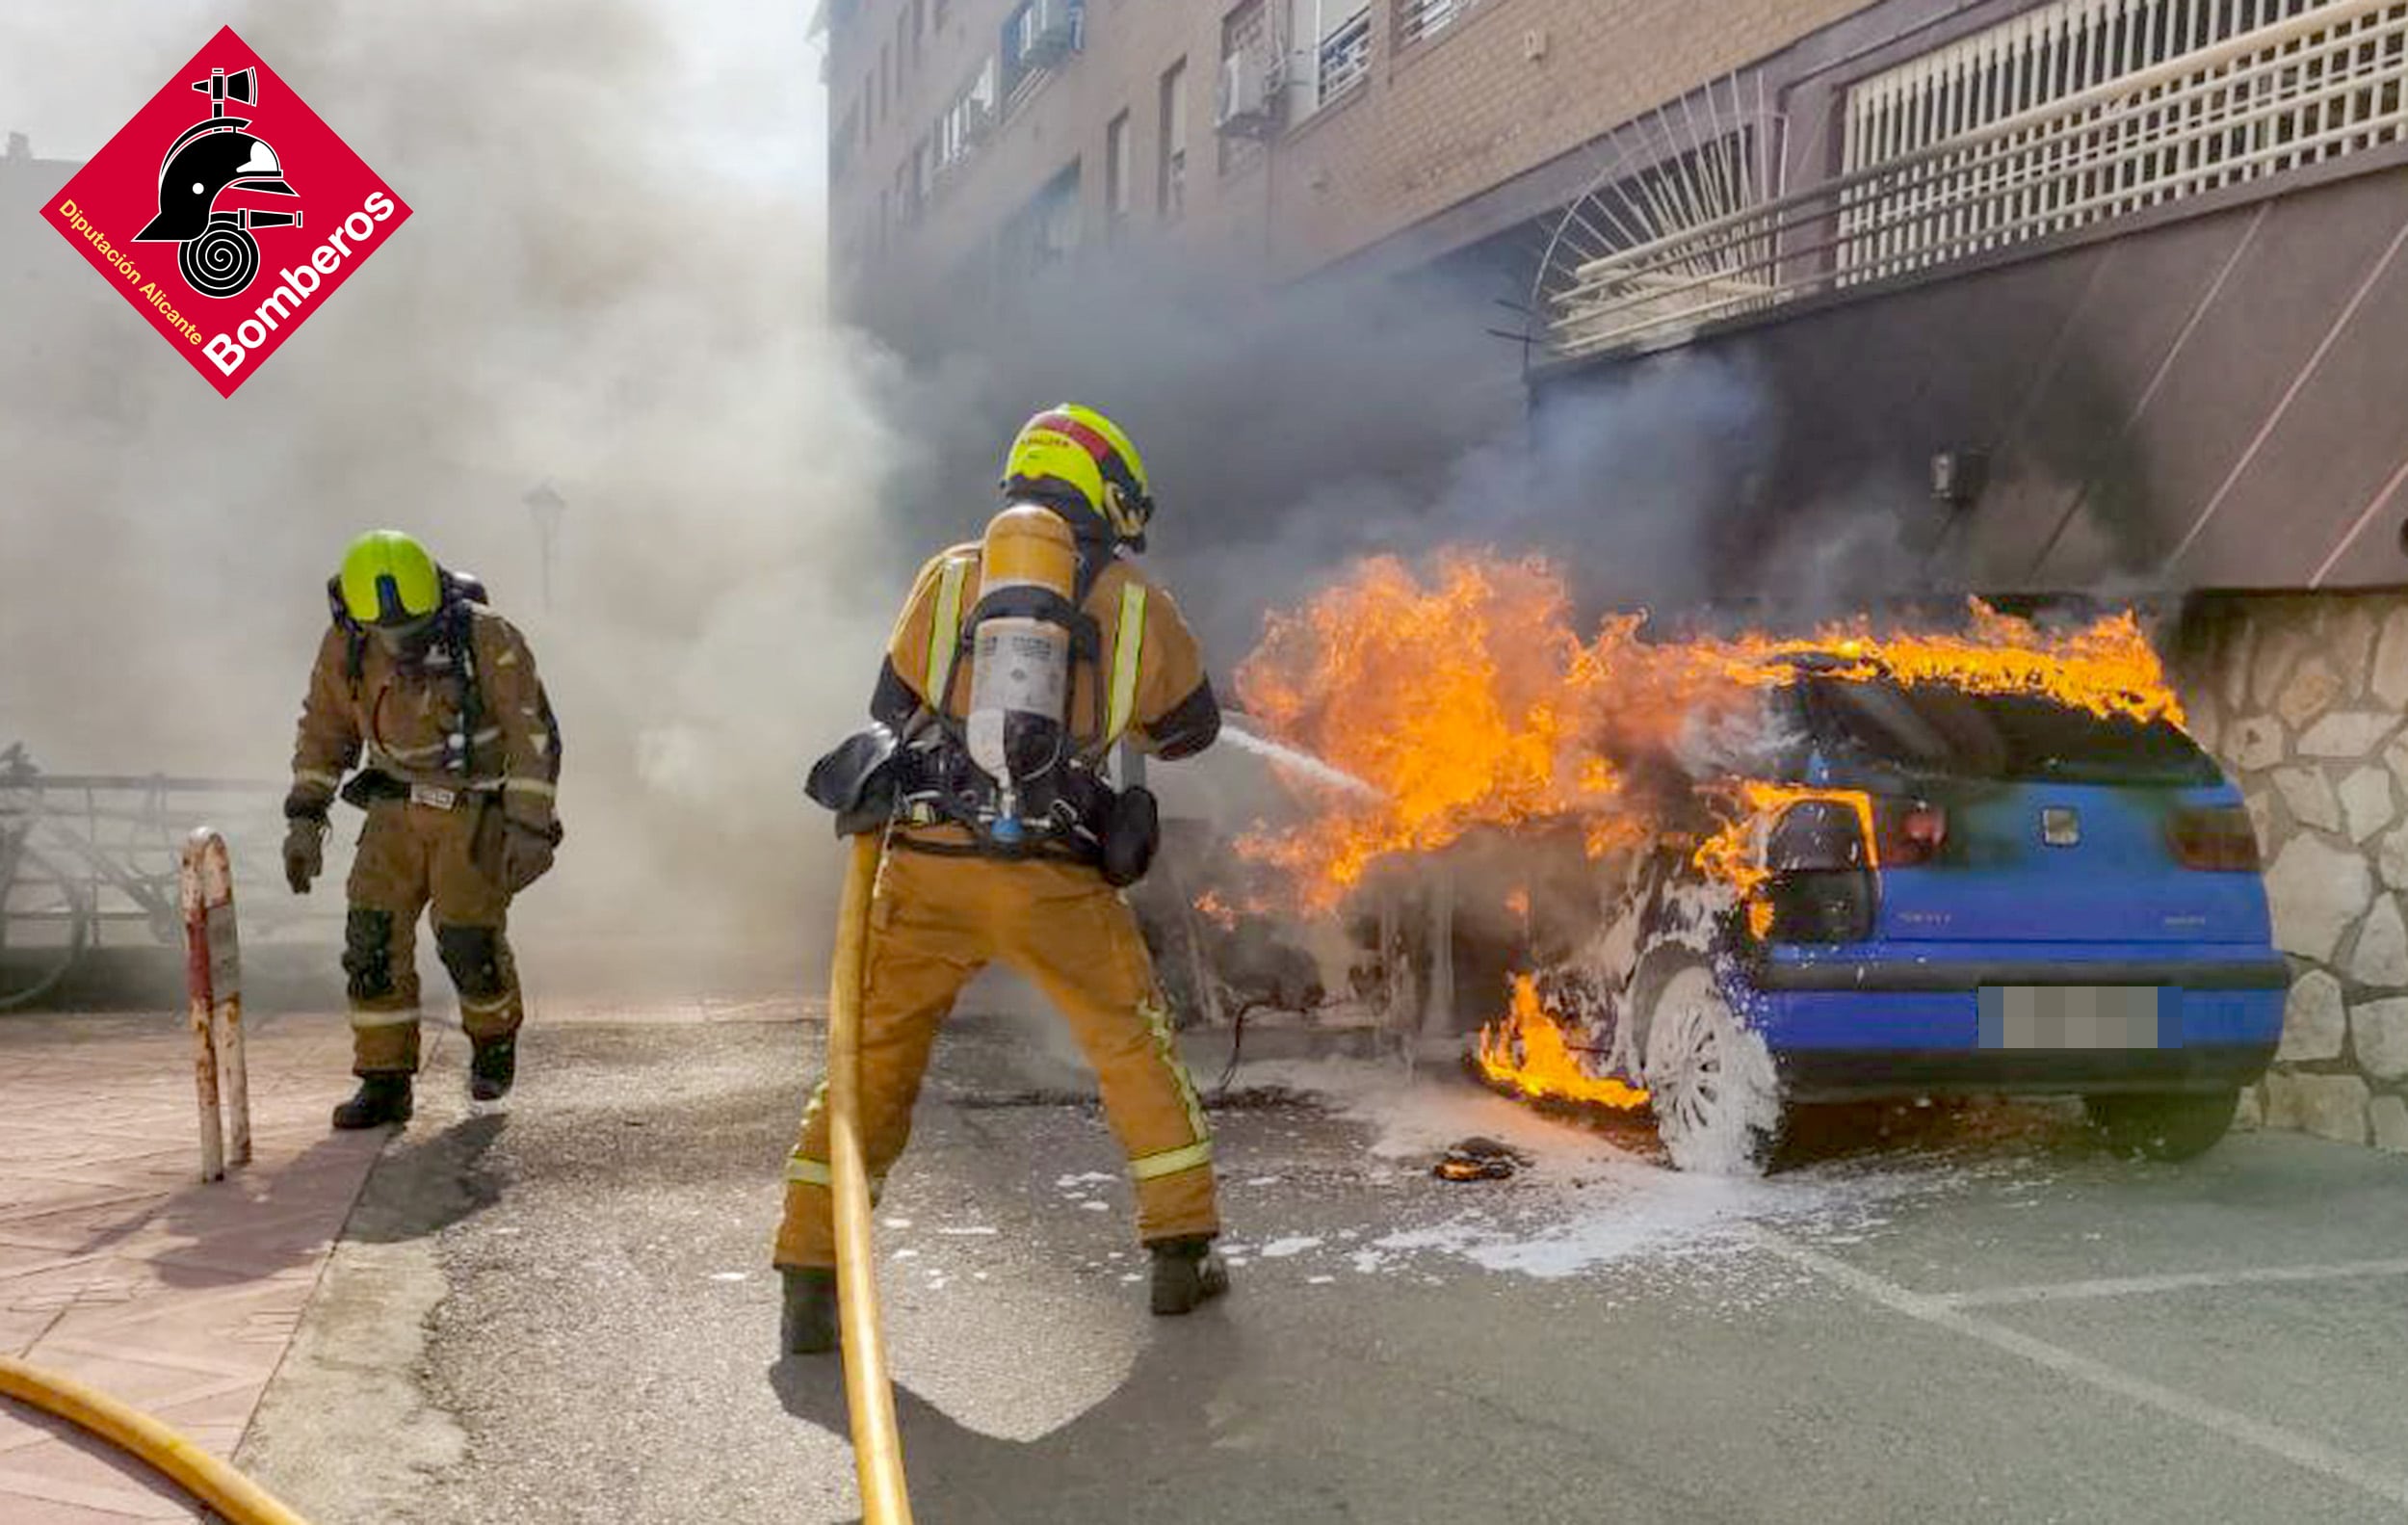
left=1219, top=723, right=1382, bottom=800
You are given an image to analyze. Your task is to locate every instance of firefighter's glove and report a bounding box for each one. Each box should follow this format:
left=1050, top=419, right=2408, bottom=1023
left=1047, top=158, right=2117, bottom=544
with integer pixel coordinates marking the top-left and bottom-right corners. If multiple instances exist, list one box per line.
left=282, top=818, right=327, bottom=895
left=496, top=802, right=563, bottom=895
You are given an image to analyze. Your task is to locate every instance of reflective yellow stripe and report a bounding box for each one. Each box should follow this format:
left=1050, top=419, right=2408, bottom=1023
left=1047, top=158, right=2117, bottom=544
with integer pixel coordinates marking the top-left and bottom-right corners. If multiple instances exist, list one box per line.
left=1135, top=987, right=1212, bottom=1159
left=925, top=557, right=971, bottom=707
left=1105, top=581, right=1147, bottom=743
left=348, top=1008, right=421, bottom=1030
left=784, top=1155, right=886, bottom=1201
left=503, top=778, right=557, bottom=798
left=786, top=1157, right=832, bottom=1188
left=293, top=769, right=340, bottom=790
left=1130, top=1140, right=1214, bottom=1181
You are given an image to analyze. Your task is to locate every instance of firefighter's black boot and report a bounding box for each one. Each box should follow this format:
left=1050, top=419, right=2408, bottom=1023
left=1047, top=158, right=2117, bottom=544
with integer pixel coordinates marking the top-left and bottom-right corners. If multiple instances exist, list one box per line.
left=780, top=1268, right=839, bottom=1356
left=1148, top=1235, right=1230, bottom=1317
left=469, top=1038, right=516, bottom=1102
left=331, top=1074, right=412, bottom=1130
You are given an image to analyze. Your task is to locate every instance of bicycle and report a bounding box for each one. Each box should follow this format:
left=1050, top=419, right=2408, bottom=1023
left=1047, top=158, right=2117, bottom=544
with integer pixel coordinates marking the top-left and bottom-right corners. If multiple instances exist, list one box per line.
left=0, top=744, right=294, bottom=1011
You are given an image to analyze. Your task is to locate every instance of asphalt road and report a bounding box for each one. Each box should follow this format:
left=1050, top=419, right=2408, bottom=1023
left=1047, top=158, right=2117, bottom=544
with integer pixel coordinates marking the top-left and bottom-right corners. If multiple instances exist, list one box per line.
left=242, top=1007, right=2408, bottom=1525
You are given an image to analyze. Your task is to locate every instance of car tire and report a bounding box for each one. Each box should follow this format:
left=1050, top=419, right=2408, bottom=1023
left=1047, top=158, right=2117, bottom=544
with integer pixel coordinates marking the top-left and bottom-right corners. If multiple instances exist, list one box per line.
left=1638, top=960, right=1784, bottom=1175
left=2083, top=1090, right=2239, bottom=1162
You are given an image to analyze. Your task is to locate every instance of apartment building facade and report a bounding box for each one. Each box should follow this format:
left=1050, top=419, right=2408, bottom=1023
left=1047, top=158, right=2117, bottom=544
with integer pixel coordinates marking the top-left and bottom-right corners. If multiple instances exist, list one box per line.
left=816, top=0, right=1900, bottom=340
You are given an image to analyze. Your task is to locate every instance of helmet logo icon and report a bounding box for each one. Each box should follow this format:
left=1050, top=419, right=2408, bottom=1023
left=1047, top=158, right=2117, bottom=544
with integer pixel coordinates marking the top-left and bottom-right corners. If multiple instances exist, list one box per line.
left=132, top=65, right=302, bottom=299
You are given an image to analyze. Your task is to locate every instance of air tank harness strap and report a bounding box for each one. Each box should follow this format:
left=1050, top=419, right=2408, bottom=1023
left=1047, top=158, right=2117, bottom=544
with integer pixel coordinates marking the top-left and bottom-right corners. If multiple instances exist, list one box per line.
left=886, top=832, right=1101, bottom=868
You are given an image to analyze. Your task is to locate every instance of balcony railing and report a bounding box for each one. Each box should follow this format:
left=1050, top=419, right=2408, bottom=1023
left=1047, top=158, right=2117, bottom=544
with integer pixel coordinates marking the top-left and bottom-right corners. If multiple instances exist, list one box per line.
left=1397, top=0, right=1469, bottom=49
left=1320, top=8, right=1374, bottom=102
left=1542, top=0, right=2408, bottom=362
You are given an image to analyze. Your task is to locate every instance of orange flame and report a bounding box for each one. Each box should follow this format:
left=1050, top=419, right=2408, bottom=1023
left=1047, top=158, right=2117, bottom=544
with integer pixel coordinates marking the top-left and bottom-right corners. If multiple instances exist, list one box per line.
left=1192, top=889, right=1239, bottom=931
left=1689, top=782, right=1879, bottom=900
left=1475, top=975, right=1649, bottom=1111
left=1234, top=552, right=2180, bottom=909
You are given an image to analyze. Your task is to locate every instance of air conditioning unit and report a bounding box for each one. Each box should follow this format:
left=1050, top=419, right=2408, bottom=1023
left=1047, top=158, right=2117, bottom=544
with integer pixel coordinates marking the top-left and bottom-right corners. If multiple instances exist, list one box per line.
left=1019, top=0, right=1080, bottom=69
left=1216, top=50, right=1280, bottom=138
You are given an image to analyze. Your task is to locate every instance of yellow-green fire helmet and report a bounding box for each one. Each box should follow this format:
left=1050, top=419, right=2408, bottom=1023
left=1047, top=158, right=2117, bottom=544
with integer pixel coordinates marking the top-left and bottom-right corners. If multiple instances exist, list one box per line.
left=336, top=530, right=442, bottom=626
left=1000, top=404, right=1155, bottom=549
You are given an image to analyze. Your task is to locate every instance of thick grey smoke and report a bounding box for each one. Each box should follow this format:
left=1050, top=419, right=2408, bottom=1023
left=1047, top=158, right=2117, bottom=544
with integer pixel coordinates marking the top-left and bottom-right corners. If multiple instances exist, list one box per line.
left=5, top=0, right=1924, bottom=1009
left=858, top=254, right=1814, bottom=668
left=2, top=0, right=897, bottom=981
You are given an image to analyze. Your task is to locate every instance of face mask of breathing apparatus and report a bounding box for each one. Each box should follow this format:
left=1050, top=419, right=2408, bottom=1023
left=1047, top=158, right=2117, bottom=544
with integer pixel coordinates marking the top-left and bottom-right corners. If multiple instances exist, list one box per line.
left=963, top=504, right=1081, bottom=844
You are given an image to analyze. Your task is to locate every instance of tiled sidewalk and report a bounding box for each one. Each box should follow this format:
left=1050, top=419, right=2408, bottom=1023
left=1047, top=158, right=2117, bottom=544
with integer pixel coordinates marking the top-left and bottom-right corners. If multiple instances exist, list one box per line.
left=0, top=1012, right=385, bottom=1523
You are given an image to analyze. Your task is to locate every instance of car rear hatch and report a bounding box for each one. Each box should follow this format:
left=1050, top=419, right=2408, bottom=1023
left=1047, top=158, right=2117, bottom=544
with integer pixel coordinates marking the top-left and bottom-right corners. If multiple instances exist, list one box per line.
left=1798, top=677, right=2270, bottom=948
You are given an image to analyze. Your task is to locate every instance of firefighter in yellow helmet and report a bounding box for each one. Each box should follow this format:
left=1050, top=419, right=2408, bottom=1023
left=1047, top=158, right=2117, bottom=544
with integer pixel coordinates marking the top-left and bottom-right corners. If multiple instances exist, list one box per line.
left=775, top=405, right=1226, bottom=1353
left=282, top=530, right=563, bottom=1129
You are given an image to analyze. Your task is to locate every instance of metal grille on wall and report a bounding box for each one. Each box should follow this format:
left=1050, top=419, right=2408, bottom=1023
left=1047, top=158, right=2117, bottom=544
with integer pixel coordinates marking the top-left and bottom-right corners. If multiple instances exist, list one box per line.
left=1398, top=0, right=1471, bottom=49
left=1538, top=0, right=2408, bottom=361
left=1320, top=7, right=1374, bottom=100
left=1840, top=0, right=2403, bottom=277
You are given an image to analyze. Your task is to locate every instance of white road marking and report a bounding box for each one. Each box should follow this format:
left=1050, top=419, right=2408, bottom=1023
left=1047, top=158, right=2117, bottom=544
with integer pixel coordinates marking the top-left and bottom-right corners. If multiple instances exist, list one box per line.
left=1935, top=1257, right=2408, bottom=1309
left=1754, top=1228, right=2408, bottom=1511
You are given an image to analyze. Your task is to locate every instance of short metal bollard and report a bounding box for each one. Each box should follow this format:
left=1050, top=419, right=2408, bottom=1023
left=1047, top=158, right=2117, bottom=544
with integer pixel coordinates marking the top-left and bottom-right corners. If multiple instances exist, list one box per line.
left=180, top=828, right=249, bottom=1181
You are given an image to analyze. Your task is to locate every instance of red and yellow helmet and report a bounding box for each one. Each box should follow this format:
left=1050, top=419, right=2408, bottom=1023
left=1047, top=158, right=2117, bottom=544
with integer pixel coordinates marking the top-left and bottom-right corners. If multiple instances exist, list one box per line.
left=1000, top=404, right=1155, bottom=549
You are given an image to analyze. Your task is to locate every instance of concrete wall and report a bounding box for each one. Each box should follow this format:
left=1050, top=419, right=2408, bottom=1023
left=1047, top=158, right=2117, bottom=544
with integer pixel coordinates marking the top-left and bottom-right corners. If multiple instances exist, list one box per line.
left=2171, top=592, right=2408, bottom=1153
left=1531, top=150, right=2408, bottom=596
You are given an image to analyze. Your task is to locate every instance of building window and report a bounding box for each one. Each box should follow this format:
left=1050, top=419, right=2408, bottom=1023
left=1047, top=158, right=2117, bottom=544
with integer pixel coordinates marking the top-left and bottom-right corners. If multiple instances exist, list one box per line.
left=1002, top=0, right=1084, bottom=110
left=1002, top=161, right=1083, bottom=283
left=831, top=101, right=862, bottom=181
left=900, top=137, right=929, bottom=225
left=937, top=58, right=1000, bottom=171
left=1218, top=0, right=1273, bottom=173
left=1105, top=111, right=1134, bottom=229
left=1307, top=2, right=1373, bottom=111
left=1159, top=61, right=1189, bottom=222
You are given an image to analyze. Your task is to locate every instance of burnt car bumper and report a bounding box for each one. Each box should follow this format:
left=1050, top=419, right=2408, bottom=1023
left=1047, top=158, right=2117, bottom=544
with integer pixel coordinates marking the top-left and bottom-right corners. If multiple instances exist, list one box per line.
left=1733, top=952, right=2287, bottom=1100
left=1772, top=1043, right=2278, bottom=1101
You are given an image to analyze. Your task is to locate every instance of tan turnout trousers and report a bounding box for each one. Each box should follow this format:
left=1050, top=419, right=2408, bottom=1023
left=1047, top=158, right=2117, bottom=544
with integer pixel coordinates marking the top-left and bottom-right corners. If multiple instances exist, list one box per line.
left=772, top=843, right=1218, bottom=1268
left=343, top=798, right=523, bottom=1075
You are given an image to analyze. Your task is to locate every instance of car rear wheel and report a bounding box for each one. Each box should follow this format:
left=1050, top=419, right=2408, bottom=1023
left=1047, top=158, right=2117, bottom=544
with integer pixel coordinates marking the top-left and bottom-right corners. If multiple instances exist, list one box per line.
left=2083, top=1090, right=2239, bottom=1162
left=1640, top=961, right=1784, bottom=1175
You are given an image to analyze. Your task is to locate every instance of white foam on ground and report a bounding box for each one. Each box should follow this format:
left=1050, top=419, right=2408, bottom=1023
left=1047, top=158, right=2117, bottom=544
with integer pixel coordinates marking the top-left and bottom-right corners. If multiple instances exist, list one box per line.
left=1239, top=1057, right=2009, bottom=1285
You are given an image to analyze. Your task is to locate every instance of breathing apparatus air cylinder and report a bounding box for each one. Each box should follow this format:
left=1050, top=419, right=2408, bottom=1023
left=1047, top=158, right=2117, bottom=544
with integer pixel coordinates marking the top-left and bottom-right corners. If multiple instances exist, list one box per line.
left=964, top=505, right=1081, bottom=842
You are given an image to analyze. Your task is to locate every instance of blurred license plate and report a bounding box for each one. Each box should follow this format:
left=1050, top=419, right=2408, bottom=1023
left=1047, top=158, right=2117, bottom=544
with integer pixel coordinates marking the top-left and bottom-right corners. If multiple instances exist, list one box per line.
left=1978, top=986, right=2173, bottom=1049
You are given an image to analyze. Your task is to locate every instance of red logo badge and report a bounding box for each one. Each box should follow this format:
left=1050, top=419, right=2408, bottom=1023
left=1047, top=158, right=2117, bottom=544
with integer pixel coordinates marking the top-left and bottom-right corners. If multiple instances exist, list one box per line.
left=39, top=26, right=411, bottom=396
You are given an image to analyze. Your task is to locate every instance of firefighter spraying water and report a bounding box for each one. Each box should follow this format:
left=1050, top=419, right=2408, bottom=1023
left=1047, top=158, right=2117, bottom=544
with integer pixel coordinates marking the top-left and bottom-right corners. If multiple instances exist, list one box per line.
left=780, top=405, right=1231, bottom=1387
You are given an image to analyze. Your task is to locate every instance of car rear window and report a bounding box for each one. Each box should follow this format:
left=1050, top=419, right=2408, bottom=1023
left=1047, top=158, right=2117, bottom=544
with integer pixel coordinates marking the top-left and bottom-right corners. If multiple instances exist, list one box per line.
left=1802, top=677, right=2219, bottom=785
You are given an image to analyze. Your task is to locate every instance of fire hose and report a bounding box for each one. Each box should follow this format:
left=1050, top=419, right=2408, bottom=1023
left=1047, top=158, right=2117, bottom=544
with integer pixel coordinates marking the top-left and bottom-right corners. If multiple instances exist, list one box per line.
left=0, top=836, right=907, bottom=1525
left=0, top=1353, right=314, bottom=1525
left=828, top=830, right=915, bottom=1524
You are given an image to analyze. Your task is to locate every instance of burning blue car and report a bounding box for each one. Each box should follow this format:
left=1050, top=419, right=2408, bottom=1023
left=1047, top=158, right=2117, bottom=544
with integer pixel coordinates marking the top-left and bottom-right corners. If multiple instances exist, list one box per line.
left=1531, top=666, right=2285, bottom=1172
